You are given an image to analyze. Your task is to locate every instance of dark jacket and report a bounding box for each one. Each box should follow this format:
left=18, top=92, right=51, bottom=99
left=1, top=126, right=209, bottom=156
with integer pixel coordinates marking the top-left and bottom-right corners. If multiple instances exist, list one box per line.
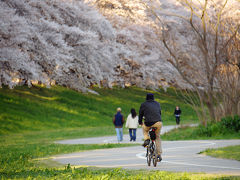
left=174, top=109, right=181, bottom=116
left=139, top=95, right=162, bottom=126
left=113, top=112, right=124, bottom=128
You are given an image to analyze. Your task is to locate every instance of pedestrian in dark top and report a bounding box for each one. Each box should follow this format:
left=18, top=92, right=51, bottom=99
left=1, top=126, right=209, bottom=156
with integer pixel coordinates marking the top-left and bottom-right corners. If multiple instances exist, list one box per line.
left=174, top=106, right=181, bottom=125
left=113, top=107, right=124, bottom=143
left=139, top=93, right=163, bottom=162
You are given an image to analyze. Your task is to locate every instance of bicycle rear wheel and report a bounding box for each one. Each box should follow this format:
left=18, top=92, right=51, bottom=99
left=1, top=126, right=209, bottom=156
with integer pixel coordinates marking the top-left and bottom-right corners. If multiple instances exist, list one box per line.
left=152, top=143, right=157, bottom=167
left=146, top=146, right=151, bottom=166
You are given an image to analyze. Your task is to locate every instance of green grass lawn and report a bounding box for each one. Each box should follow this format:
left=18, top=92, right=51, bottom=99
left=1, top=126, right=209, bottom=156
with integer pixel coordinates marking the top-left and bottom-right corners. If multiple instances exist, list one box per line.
left=3, top=166, right=240, bottom=180
left=1, top=85, right=238, bottom=179
left=0, top=130, right=136, bottom=172
left=2, top=127, right=238, bottom=180
left=0, top=85, right=198, bottom=179
left=202, top=145, right=240, bottom=161
left=161, top=125, right=240, bottom=141
left=0, top=85, right=198, bottom=135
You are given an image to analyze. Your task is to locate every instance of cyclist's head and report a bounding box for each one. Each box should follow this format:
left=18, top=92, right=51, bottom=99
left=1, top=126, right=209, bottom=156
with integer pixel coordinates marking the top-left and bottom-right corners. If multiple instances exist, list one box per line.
left=146, top=93, right=154, bottom=101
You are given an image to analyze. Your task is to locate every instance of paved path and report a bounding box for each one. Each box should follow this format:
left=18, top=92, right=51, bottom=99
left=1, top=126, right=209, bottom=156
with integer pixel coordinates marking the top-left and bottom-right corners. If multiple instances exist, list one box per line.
left=56, top=125, right=185, bottom=145
left=53, top=125, right=240, bottom=175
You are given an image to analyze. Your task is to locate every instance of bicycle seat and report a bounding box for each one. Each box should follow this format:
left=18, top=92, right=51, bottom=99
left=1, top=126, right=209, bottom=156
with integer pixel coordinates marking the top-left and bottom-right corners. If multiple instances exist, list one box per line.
left=149, top=128, right=156, bottom=140
left=151, top=127, right=157, bottom=131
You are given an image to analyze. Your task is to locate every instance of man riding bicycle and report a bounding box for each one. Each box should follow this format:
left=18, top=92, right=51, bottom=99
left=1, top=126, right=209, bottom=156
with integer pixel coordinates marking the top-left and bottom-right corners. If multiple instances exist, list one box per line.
left=139, top=93, right=163, bottom=162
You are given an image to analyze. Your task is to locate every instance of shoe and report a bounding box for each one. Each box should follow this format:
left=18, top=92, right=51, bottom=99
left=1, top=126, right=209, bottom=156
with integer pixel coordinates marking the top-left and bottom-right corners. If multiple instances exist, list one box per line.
left=142, top=139, right=150, bottom=147
left=157, top=155, right=162, bottom=162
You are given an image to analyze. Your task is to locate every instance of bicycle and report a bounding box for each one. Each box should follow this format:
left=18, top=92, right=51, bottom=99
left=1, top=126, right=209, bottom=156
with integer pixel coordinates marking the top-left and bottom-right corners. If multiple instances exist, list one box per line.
left=146, top=127, right=158, bottom=167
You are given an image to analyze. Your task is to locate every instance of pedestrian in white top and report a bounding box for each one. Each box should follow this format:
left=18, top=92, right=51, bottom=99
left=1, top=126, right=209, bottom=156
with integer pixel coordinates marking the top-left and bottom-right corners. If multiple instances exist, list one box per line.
left=125, top=108, right=138, bottom=141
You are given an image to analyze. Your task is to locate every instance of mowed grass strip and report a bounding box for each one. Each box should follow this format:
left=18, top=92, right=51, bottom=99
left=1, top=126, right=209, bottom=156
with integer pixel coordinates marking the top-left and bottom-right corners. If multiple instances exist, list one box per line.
left=202, top=145, right=240, bottom=161
left=162, top=125, right=240, bottom=140
left=2, top=167, right=239, bottom=180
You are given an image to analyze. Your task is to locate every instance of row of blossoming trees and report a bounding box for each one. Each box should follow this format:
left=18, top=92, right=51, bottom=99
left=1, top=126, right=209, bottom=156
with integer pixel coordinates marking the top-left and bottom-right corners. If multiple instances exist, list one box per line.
left=1, top=0, right=239, bottom=124
left=144, top=0, right=240, bottom=124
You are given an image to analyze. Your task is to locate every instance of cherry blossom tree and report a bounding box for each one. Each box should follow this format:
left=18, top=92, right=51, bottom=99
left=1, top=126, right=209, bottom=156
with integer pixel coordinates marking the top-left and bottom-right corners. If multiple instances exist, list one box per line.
left=143, top=0, right=240, bottom=123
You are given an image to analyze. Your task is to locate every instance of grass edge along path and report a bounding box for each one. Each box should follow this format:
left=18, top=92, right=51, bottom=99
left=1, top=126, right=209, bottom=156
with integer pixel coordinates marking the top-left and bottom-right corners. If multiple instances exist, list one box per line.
left=1, top=166, right=240, bottom=180
left=201, top=145, right=240, bottom=161
left=161, top=125, right=240, bottom=141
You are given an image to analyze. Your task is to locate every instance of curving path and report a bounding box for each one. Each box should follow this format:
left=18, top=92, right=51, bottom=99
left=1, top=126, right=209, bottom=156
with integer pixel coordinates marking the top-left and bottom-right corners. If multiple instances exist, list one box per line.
left=53, top=125, right=240, bottom=175
left=56, top=125, right=193, bottom=145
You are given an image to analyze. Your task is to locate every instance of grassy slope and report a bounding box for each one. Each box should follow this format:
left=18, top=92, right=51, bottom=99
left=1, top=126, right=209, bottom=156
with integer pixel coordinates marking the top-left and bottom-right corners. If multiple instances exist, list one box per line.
left=0, top=85, right=197, bottom=135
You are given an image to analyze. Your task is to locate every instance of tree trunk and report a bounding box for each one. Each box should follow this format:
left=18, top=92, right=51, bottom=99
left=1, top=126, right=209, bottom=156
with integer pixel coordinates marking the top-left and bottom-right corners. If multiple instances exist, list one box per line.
left=232, top=100, right=239, bottom=115
left=206, top=90, right=216, bottom=122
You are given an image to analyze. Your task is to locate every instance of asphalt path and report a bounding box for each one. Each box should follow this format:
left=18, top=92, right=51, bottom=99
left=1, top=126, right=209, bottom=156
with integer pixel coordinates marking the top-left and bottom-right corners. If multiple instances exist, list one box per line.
left=56, top=125, right=186, bottom=145
left=54, top=125, right=240, bottom=175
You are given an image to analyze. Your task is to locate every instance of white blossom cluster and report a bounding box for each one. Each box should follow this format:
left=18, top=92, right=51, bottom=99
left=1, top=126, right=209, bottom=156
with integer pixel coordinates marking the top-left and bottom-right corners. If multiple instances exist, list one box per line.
left=0, top=0, right=121, bottom=91
left=0, top=0, right=239, bottom=91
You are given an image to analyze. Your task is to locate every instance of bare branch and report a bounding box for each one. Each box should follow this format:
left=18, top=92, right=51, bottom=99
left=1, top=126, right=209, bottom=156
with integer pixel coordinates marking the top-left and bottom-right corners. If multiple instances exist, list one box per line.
left=219, top=24, right=240, bottom=53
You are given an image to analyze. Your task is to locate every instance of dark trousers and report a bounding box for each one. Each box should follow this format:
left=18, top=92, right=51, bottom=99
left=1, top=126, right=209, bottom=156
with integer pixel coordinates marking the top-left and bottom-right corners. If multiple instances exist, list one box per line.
left=129, top=128, right=136, bottom=141
left=176, top=116, right=180, bottom=125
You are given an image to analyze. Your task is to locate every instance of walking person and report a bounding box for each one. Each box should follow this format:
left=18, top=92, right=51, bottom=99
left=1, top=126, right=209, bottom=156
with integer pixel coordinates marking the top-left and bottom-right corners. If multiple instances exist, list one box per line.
left=125, top=108, right=138, bottom=141
left=113, top=107, right=124, bottom=143
left=174, top=106, right=182, bottom=125
left=139, top=93, right=163, bottom=162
